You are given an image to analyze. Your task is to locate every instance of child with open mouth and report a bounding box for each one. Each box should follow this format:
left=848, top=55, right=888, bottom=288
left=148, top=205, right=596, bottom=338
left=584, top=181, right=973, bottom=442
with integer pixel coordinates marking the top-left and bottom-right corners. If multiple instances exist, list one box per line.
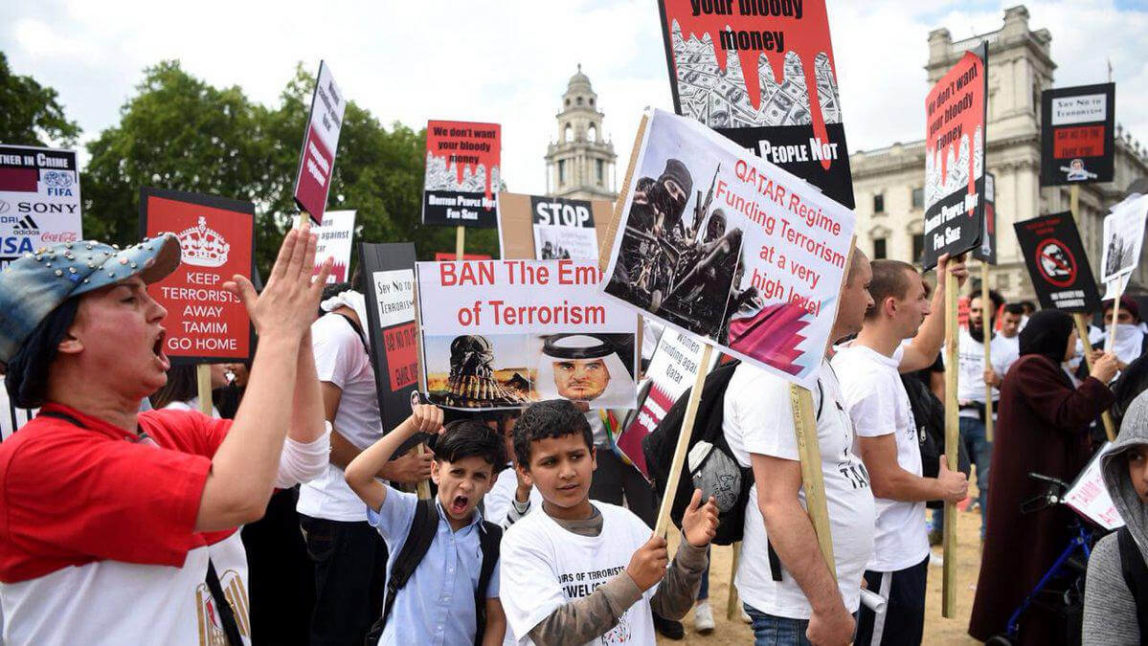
left=345, top=403, right=509, bottom=645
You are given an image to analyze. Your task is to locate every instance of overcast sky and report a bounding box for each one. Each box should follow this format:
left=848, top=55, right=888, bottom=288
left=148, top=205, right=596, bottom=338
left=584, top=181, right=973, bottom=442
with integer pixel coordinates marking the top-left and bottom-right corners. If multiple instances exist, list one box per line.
left=3, top=0, right=1147, bottom=197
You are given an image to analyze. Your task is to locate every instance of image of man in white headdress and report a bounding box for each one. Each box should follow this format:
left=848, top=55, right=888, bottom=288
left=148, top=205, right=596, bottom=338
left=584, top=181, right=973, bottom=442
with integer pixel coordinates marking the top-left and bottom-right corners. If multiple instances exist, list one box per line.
left=535, top=333, right=637, bottom=408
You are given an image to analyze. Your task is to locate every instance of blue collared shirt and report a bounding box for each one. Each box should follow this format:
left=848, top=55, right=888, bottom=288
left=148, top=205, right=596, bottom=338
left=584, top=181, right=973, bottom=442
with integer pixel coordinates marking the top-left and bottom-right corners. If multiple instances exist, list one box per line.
left=367, top=488, right=499, bottom=646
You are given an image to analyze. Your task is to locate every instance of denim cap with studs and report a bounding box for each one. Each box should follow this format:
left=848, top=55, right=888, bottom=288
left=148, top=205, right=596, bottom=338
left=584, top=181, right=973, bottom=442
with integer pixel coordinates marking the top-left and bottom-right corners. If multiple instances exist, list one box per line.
left=0, top=234, right=182, bottom=364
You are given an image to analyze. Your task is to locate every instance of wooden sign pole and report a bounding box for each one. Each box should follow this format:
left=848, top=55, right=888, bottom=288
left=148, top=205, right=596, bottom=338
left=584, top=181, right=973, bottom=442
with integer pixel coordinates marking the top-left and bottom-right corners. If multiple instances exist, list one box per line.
left=942, top=268, right=960, bottom=618
left=196, top=364, right=213, bottom=416
left=1067, top=186, right=1117, bottom=440
left=653, top=343, right=714, bottom=537
left=1109, top=279, right=1126, bottom=351
left=982, top=263, right=994, bottom=443
left=790, top=383, right=836, bottom=580
left=726, top=543, right=742, bottom=620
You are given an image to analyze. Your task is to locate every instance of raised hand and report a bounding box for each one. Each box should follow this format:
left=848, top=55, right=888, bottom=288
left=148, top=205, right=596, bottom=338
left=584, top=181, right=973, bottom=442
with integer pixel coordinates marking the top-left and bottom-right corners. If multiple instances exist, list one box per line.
left=410, top=403, right=445, bottom=435
left=681, top=489, right=719, bottom=547
left=224, top=225, right=332, bottom=343
left=625, top=535, right=669, bottom=592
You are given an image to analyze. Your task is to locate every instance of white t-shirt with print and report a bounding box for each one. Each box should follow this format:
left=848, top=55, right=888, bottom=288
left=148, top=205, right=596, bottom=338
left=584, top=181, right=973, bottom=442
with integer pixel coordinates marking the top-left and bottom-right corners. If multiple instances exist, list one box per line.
left=949, top=329, right=1013, bottom=418
left=723, top=360, right=875, bottom=618
left=298, top=313, right=384, bottom=522
left=833, top=344, right=929, bottom=572
left=500, top=503, right=657, bottom=645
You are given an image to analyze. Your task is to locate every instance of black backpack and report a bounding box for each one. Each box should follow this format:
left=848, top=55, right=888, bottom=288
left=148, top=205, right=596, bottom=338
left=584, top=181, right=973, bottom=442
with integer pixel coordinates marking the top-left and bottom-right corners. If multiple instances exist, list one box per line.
left=900, top=375, right=972, bottom=509
left=365, top=499, right=502, bottom=646
left=641, top=360, right=822, bottom=546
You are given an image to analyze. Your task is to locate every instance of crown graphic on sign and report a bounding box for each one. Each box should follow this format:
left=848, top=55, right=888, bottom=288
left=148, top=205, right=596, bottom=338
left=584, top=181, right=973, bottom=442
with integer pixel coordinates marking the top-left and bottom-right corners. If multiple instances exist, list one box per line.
left=177, top=216, right=230, bottom=268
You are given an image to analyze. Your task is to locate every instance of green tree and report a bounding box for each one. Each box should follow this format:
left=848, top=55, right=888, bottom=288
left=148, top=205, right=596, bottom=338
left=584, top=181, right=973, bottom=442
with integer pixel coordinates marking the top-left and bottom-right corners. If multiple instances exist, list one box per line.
left=82, top=60, right=270, bottom=245
left=260, top=66, right=499, bottom=273
left=83, top=61, right=500, bottom=277
left=0, top=51, right=81, bottom=147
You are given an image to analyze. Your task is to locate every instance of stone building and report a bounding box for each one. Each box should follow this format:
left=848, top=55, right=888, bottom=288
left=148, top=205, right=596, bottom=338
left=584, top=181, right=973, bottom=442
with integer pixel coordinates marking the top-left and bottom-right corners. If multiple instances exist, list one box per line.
left=544, top=65, right=618, bottom=201
left=849, top=5, right=1148, bottom=298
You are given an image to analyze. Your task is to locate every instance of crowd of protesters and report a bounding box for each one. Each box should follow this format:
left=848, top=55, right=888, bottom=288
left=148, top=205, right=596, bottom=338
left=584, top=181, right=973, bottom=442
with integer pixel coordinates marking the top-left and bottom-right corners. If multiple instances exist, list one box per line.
left=0, top=221, right=1147, bottom=646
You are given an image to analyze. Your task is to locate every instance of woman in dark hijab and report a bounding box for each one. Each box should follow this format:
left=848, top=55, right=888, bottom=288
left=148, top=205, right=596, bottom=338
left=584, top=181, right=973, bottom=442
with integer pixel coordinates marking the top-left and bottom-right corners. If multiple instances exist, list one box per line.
left=969, top=310, right=1121, bottom=644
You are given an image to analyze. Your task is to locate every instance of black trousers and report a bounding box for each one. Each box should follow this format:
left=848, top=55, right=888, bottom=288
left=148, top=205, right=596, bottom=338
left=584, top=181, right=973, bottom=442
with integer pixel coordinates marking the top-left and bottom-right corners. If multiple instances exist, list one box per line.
left=241, top=487, right=314, bottom=646
left=588, top=447, right=658, bottom=527
left=855, top=555, right=929, bottom=646
left=298, top=515, right=388, bottom=646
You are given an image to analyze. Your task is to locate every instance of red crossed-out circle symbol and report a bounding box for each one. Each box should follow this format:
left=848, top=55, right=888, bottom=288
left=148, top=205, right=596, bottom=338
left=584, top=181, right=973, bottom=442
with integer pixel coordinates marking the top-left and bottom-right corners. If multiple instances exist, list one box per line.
left=1035, top=238, right=1077, bottom=288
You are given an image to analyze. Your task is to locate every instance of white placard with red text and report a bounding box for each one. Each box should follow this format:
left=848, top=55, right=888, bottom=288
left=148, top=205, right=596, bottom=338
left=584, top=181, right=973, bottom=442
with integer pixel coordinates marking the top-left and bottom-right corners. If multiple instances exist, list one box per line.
left=293, top=61, right=345, bottom=224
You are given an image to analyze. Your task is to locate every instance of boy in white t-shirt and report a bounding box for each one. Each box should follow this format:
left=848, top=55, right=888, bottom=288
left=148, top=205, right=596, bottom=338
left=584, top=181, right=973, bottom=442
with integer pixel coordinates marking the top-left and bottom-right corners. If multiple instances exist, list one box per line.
left=500, top=399, right=718, bottom=645
left=833, top=259, right=968, bottom=646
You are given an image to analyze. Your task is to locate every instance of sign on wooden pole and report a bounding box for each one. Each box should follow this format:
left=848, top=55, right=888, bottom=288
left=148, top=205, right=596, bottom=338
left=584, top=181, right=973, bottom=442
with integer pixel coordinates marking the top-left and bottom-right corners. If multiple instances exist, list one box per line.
left=942, top=269, right=960, bottom=618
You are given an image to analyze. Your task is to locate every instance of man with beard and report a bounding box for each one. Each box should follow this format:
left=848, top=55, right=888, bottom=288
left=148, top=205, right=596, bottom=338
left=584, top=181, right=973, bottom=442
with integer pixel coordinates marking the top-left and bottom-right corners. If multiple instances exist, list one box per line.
left=944, top=289, right=1007, bottom=538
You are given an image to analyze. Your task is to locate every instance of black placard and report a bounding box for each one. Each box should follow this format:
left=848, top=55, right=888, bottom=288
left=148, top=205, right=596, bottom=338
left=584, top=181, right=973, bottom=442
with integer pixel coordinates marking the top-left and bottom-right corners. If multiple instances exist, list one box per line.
left=359, top=242, right=420, bottom=433
left=1040, top=83, right=1115, bottom=186
left=972, top=172, right=996, bottom=265
left=1014, top=212, right=1101, bottom=313
left=922, top=43, right=987, bottom=269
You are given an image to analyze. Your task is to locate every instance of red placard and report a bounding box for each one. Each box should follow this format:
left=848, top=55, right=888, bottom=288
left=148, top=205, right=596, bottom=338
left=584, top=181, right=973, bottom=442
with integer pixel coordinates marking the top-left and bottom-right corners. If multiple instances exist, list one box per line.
left=1054, top=125, right=1105, bottom=159
left=140, top=188, right=254, bottom=363
left=433, top=252, right=492, bottom=261
left=293, top=62, right=345, bottom=224
left=383, top=322, right=419, bottom=391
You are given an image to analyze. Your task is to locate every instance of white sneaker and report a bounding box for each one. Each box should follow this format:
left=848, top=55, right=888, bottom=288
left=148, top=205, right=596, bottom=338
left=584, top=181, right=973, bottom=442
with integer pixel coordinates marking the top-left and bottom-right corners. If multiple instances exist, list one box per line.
left=694, top=601, right=715, bottom=634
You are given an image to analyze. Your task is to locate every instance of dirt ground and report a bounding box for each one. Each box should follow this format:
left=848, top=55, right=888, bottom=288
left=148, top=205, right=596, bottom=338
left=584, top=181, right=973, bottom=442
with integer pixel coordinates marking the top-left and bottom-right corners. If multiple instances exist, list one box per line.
left=658, top=482, right=986, bottom=645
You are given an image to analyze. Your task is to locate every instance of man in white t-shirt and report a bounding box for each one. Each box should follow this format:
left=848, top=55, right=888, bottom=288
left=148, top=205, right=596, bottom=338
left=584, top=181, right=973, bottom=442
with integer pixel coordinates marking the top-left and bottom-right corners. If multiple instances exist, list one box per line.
left=723, top=249, right=876, bottom=646
left=297, top=288, right=433, bottom=645
left=994, top=303, right=1023, bottom=378
left=833, top=260, right=969, bottom=646
left=946, top=289, right=1007, bottom=538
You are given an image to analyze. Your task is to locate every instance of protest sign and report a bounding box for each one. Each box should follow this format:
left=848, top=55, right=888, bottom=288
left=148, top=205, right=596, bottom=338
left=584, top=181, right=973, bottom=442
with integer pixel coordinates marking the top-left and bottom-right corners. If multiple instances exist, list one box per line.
left=360, top=242, right=419, bottom=432
left=923, top=44, right=987, bottom=269
left=601, top=109, right=855, bottom=389
left=312, top=209, right=356, bottom=283
left=617, top=330, right=719, bottom=478
left=1065, top=442, right=1124, bottom=530
left=657, top=0, right=854, bottom=208
left=434, top=252, right=492, bottom=262
left=1014, top=212, right=1101, bottom=313
left=499, top=192, right=613, bottom=261
left=972, top=173, right=996, bottom=265
left=422, top=120, right=501, bottom=228
left=293, top=61, right=346, bottom=224
left=416, top=259, right=638, bottom=410
left=1100, top=194, right=1147, bottom=284
left=0, top=145, right=81, bottom=267
left=1040, top=83, right=1115, bottom=186
left=140, top=187, right=254, bottom=363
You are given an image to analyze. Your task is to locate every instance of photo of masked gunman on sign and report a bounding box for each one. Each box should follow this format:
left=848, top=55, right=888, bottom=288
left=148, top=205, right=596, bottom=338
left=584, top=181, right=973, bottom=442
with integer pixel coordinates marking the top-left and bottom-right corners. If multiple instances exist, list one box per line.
left=535, top=333, right=637, bottom=409
left=606, top=157, right=756, bottom=340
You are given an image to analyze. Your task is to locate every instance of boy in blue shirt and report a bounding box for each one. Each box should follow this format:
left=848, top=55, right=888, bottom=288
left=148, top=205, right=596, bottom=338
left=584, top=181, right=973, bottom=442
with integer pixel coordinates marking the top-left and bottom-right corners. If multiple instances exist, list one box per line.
left=346, top=404, right=507, bottom=645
